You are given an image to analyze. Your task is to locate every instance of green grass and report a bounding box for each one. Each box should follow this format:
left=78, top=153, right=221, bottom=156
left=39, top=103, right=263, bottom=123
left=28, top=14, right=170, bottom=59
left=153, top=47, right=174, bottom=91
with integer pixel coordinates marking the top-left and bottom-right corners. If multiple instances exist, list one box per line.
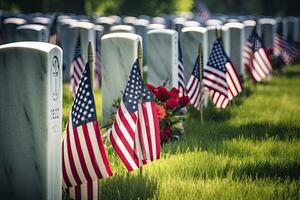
left=63, top=65, right=300, bottom=199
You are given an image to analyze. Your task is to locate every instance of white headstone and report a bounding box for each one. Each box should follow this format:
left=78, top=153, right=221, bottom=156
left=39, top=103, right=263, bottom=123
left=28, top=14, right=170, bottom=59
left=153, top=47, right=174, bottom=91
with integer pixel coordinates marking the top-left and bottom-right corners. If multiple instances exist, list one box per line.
left=95, top=17, right=116, bottom=34
left=31, top=16, right=51, bottom=27
left=147, top=29, right=178, bottom=89
left=223, top=22, right=245, bottom=78
left=0, top=42, right=62, bottom=200
left=16, top=24, right=49, bottom=42
left=205, top=19, right=223, bottom=26
left=147, top=23, right=165, bottom=31
left=2, top=17, right=27, bottom=43
left=243, top=20, right=256, bottom=41
left=183, top=20, right=200, bottom=28
left=257, top=18, right=276, bottom=50
left=101, top=33, right=142, bottom=124
left=123, top=16, right=137, bottom=26
left=110, top=25, right=135, bottom=33
left=63, top=21, right=96, bottom=80
left=152, top=17, right=166, bottom=25
left=134, top=19, right=150, bottom=64
left=181, top=27, right=208, bottom=82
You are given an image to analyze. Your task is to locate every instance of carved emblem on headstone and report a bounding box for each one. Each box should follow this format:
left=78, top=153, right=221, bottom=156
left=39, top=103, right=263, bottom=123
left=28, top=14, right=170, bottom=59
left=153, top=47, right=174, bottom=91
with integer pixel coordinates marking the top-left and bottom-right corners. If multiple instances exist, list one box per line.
left=51, top=56, right=60, bottom=101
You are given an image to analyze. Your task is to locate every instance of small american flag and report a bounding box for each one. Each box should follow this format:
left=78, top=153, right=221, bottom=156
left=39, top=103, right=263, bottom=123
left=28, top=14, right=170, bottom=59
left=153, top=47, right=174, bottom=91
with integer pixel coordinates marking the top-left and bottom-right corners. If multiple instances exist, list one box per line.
left=70, top=37, right=85, bottom=97
left=204, top=39, right=243, bottom=109
left=67, top=181, right=99, bottom=200
left=187, top=56, right=205, bottom=110
left=62, top=63, right=113, bottom=191
left=48, top=15, right=58, bottom=45
left=243, top=30, right=272, bottom=82
left=94, top=31, right=101, bottom=88
left=109, top=60, right=160, bottom=172
left=194, top=0, right=210, bottom=20
left=178, top=40, right=186, bottom=97
left=273, top=33, right=299, bottom=66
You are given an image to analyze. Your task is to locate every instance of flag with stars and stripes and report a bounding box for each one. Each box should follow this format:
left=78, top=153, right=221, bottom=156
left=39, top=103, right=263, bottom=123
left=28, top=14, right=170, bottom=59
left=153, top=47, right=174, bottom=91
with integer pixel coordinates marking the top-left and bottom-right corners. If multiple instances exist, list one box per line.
left=94, top=32, right=101, bottom=88
left=204, top=39, right=243, bottom=109
left=62, top=62, right=113, bottom=193
left=273, top=33, right=299, bottom=66
left=193, top=0, right=210, bottom=20
left=109, top=59, right=160, bottom=172
left=178, top=39, right=186, bottom=96
left=48, top=14, right=58, bottom=45
left=70, top=37, right=85, bottom=97
left=66, top=180, right=99, bottom=200
left=186, top=56, right=205, bottom=110
left=243, top=29, right=272, bottom=82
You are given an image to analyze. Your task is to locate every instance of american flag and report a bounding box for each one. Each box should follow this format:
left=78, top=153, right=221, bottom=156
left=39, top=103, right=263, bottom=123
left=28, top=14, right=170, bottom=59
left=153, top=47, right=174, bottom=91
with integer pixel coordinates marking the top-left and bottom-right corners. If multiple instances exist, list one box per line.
left=186, top=56, right=205, bottom=110
left=67, top=181, right=99, bottom=200
left=273, top=33, right=299, bottom=66
left=94, top=32, right=101, bottom=88
left=204, top=39, right=243, bottom=109
left=70, top=37, right=85, bottom=97
left=62, top=63, right=113, bottom=191
left=243, top=30, right=272, bottom=82
left=109, top=60, right=160, bottom=172
left=48, top=15, right=58, bottom=45
left=178, top=39, right=186, bottom=96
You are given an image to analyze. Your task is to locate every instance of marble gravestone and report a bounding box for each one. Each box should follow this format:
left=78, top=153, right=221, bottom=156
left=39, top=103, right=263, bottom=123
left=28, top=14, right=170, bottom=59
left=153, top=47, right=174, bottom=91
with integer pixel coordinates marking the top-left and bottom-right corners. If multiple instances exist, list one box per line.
left=172, top=17, right=186, bottom=38
left=206, top=25, right=221, bottom=55
left=181, top=27, right=208, bottom=83
left=243, top=20, right=256, bottom=41
left=16, top=24, right=49, bottom=42
left=31, top=16, right=52, bottom=27
left=108, top=15, right=122, bottom=24
left=101, top=33, right=142, bottom=124
left=223, top=22, right=245, bottom=79
left=63, top=21, right=96, bottom=80
left=147, top=29, right=178, bottom=90
left=152, top=17, right=166, bottom=25
left=205, top=19, right=223, bottom=26
left=147, top=23, right=166, bottom=31
left=283, top=17, right=299, bottom=43
left=257, top=18, right=276, bottom=51
left=134, top=19, right=150, bottom=64
left=183, top=20, right=200, bottom=28
left=2, top=17, right=27, bottom=43
left=0, top=42, right=62, bottom=200
left=110, top=25, right=135, bottom=33
left=122, top=16, right=137, bottom=26
left=95, top=17, right=116, bottom=34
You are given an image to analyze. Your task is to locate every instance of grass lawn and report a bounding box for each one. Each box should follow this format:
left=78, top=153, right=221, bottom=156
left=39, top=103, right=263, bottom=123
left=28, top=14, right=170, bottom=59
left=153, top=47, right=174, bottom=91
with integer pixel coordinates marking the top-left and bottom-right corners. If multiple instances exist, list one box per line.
left=63, top=64, right=300, bottom=199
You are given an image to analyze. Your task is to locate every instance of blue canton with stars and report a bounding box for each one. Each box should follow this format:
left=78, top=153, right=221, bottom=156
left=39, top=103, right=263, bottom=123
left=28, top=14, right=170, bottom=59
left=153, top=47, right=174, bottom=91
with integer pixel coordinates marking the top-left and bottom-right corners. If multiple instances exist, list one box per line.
left=252, top=31, right=264, bottom=52
left=73, top=37, right=82, bottom=59
left=192, top=56, right=200, bottom=79
left=207, top=39, right=229, bottom=73
left=123, top=60, right=154, bottom=113
left=71, top=63, right=97, bottom=127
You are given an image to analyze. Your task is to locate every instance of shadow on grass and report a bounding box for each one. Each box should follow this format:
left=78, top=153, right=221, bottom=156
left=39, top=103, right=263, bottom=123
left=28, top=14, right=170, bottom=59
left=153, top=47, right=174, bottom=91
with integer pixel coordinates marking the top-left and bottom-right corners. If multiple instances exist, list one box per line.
left=282, top=70, right=300, bottom=79
left=101, top=174, right=158, bottom=200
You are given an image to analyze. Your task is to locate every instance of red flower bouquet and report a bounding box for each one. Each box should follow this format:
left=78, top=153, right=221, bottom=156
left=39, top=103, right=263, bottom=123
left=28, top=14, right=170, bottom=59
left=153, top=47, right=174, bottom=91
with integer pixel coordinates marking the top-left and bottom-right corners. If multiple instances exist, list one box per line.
left=146, top=83, right=189, bottom=143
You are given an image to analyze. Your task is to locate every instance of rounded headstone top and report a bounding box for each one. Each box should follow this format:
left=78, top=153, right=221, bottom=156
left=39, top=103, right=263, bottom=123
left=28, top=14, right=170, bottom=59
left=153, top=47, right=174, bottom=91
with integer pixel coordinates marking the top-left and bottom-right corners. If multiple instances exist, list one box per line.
left=182, top=26, right=207, bottom=33
left=108, top=15, right=122, bottom=24
left=123, top=16, right=137, bottom=25
left=243, top=20, right=256, bottom=26
left=3, top=17, right=27, bottom=25
left=134, top=19, right=150, bottom=26
left=258, top=18, right=276, bottom=25
left=147, top=28, right=177, bottom=36
left=226, top=18, right=240, bottom=23
left=31, top=16, right=51, bottom=25
left=147, top=23, right=166, bottom=30
left=70, top=21, right=94, bottom=29
left=183, top=20, right=200, bottom=27
left=95, top=17, right=116, bottom=25
left=223, top=22, right=244, bottom=29
left=173, top=17, right=186, bottom=24
left=0, top=41, right=62, bottom=53
left=94, top=24, right=104, bottom=32
left=101, top=32, right=141, bottom=41
left=60, top=18, right=78, bottom=25
left=17, top=24, right=48, bottom=31
left=110, top=25, right=135, bottom=33
left=205, top=19, right=223, bottom=26
left=206, top=25, right=222, bottom=31
left=152, top=17, right=166, bottom=25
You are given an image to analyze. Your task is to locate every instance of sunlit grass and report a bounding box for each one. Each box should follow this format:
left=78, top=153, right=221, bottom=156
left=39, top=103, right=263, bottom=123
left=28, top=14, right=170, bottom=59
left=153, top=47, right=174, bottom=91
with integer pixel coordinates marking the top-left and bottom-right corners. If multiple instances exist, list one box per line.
left=63, top=64, right=300, bottom=199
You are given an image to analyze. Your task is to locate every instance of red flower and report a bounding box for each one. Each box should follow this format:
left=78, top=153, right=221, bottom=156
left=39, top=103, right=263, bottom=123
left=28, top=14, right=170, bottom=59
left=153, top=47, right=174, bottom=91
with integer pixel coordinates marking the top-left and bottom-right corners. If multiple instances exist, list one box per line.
left=166, top=98, right=179, bottom=109
left=160, top=127, right=172, bottom=143
left=145, top=83, right=158, bottom=95
left=156, top=86, right=172, bottom=101
left=155, top=104, right=166, bottom=120
left=178, top=96, right=190, bottom=107
left=170, top=87, right=180, bottom=98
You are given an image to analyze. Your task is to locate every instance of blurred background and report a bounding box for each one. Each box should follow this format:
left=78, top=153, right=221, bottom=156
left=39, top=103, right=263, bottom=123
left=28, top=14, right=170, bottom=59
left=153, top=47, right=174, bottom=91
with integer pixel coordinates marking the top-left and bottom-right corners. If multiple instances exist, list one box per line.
left=0, top=0, right=299, bottom=16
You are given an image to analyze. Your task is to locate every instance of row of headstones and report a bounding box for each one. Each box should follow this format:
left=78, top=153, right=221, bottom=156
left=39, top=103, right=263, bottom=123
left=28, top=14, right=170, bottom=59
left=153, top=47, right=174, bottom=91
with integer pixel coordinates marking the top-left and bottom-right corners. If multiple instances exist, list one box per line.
left=0, top=16, right=300, bottom=199
left=1, top=14, right=300, bottom=81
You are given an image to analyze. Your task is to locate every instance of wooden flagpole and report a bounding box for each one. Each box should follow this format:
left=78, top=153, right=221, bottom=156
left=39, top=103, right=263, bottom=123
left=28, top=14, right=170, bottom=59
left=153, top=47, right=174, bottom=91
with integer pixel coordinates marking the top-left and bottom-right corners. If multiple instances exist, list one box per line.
left=198, top=43, right=204, bottom=125
left=137, top=41, right=144, bottom=177
left=88, top=41, right=101, bottom=200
